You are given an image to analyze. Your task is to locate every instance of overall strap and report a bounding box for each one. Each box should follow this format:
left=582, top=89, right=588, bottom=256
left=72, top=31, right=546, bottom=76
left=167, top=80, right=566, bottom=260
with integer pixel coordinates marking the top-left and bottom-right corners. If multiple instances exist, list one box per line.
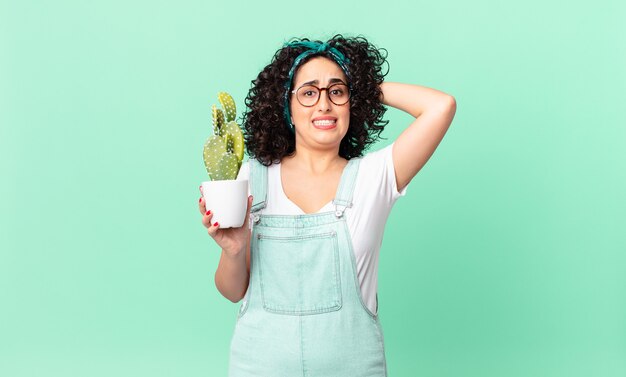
left=249, top=159, right=268, bottom=213
left=332, top=158, right=361, bottom=218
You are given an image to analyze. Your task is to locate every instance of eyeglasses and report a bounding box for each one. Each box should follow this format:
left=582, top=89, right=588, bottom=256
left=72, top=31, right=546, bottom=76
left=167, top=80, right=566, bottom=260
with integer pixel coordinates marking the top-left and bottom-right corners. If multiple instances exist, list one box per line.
left=291, top=83, right=350, bottom=107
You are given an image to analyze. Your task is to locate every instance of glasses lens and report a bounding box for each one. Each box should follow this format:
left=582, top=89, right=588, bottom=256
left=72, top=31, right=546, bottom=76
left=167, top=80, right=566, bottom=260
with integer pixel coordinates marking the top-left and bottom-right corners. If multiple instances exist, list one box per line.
left=296, top=85, right=320, bottom=106
left=328, top=84, right=349, bottom=105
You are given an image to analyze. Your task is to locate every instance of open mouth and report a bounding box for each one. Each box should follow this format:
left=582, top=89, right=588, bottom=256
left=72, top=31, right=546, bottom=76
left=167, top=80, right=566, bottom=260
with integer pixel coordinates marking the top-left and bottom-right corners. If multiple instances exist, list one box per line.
left=312, top=119, right=337, bottom=129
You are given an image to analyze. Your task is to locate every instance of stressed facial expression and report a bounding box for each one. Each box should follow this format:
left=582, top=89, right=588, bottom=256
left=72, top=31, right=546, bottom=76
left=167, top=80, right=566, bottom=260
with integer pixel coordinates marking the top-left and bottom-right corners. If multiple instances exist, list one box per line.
left=289, top=57, right=350, bottom=149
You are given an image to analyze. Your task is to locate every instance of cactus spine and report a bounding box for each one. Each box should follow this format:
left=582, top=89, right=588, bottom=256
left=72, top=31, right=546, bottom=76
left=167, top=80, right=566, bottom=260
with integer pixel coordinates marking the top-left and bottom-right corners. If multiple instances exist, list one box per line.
left=203, top=92, right=245, bottom=180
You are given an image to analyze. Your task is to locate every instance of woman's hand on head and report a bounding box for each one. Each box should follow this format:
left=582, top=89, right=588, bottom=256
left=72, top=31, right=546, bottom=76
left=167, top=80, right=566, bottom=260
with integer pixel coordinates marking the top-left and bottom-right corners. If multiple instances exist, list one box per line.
left=198, top=192, right=253, bottom=258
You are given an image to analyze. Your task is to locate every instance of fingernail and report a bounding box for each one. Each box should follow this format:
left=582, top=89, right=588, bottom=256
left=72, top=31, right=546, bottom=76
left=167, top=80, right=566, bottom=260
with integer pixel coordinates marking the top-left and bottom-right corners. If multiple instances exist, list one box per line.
left=199, top=197, right=202, bottom=203
left=206, top=210, right=211, bottom=215
left=213, top=222, right=219, bottom=227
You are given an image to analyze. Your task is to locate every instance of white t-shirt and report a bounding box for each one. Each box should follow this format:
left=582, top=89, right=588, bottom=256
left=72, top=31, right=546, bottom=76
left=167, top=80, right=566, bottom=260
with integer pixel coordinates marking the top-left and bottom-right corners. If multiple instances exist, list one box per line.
left=237, top=142, right=408, bottom=315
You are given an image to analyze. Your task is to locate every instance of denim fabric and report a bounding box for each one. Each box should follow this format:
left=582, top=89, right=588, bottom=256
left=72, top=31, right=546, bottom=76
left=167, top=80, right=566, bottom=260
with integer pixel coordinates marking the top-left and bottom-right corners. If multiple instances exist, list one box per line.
left=229, top=158, right=388, bottom=377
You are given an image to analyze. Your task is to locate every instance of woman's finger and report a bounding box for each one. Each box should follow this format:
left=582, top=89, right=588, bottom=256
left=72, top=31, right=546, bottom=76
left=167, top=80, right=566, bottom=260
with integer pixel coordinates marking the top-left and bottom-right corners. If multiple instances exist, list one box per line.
left=201, top=210, right=214, bottom=228
left=198, top=196, right=206, bottom=215
left=206, top=220, right=220, bottom=237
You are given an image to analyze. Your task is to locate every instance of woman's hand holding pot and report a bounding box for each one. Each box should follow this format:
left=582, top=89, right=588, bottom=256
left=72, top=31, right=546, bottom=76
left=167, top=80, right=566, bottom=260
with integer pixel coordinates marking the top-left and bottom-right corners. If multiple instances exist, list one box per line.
left=199, top=189, right=253, bottom=258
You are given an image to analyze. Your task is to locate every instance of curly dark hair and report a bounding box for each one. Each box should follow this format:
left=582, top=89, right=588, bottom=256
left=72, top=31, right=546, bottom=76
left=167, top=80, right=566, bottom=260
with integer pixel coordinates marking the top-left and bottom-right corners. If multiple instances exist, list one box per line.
left=241, top=34, right=389, bottom=166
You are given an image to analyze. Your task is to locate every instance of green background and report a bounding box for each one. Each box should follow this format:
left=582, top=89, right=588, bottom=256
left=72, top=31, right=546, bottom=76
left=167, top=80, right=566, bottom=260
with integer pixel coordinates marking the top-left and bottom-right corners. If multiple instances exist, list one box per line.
left=2, top=0, right=625, bottom=376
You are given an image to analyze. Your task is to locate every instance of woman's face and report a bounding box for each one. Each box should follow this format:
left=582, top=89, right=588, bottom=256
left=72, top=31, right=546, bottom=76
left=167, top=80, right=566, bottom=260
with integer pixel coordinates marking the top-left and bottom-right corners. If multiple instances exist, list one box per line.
left=289, top=57, right=350, bottom=151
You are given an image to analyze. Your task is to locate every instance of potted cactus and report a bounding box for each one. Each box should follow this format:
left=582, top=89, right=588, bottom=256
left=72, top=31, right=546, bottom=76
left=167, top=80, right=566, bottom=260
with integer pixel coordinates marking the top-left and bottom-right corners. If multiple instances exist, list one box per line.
left=200, top=92, right=248, bottom=228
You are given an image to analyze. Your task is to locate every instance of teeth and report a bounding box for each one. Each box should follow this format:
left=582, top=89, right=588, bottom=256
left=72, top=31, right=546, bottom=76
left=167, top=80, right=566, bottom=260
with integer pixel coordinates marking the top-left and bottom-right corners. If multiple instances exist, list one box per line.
left=313, top=120, right=336, bottom=126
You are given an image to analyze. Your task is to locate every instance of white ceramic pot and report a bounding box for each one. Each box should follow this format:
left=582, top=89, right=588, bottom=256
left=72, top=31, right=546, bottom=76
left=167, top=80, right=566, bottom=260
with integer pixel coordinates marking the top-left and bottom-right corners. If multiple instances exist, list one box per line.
left=201, top=179, right=249, bottom=228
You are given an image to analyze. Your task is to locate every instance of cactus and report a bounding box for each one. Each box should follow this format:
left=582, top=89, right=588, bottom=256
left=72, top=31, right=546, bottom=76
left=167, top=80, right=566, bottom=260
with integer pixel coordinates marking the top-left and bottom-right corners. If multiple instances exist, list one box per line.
left=203, top=92, right=245, bottom=180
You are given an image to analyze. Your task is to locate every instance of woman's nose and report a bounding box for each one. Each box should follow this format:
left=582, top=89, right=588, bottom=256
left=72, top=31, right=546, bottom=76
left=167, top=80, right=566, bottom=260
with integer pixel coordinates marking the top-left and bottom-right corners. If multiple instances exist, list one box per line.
left=316, top=89, right=332, bottom=111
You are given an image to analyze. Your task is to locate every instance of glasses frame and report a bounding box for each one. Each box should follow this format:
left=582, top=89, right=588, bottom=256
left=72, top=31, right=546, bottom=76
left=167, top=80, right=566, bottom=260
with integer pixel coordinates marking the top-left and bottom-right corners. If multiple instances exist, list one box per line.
left=291, top=82, right=351, bottom=107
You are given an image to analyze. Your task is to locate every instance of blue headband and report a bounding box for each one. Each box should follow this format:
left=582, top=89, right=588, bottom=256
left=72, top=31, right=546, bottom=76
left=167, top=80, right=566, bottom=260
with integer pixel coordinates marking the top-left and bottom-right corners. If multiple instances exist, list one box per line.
left=282, top=41, right=351, bottom=133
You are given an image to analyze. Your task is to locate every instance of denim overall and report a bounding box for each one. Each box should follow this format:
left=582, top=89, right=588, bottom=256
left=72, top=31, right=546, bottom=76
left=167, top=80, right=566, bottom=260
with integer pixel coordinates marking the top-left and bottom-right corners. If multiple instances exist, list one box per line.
left=229, top=158, right=388, bottom=377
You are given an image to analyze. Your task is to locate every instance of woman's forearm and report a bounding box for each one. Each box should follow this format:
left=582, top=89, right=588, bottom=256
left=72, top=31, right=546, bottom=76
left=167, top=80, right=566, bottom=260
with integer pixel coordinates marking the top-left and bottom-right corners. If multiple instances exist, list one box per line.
left=380, top=82, right=454, bottom=118
left=214, top=248, right=249, bottom=303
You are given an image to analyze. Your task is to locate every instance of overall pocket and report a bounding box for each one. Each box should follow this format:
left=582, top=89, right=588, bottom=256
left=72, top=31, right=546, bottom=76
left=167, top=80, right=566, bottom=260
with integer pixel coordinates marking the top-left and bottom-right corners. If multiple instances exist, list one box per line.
left=256, top=231, right=342, bottom=315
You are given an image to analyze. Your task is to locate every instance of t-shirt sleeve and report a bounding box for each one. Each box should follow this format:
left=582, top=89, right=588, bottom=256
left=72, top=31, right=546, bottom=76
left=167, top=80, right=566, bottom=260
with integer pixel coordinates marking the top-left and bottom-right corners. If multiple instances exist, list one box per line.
left=361, top=142, right=408, bottom=204
left=385, top=142, right=408, bottom=200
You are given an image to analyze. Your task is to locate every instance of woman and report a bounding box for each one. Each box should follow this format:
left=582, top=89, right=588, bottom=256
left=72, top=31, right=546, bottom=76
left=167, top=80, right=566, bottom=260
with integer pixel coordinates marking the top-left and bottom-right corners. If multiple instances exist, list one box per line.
left=199, top=35, right=456, bottom=376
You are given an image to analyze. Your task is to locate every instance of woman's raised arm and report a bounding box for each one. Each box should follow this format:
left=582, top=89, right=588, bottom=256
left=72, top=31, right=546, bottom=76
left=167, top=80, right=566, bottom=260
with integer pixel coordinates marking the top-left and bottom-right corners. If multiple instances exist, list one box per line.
left=380, top=82, right=457, bottom=192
